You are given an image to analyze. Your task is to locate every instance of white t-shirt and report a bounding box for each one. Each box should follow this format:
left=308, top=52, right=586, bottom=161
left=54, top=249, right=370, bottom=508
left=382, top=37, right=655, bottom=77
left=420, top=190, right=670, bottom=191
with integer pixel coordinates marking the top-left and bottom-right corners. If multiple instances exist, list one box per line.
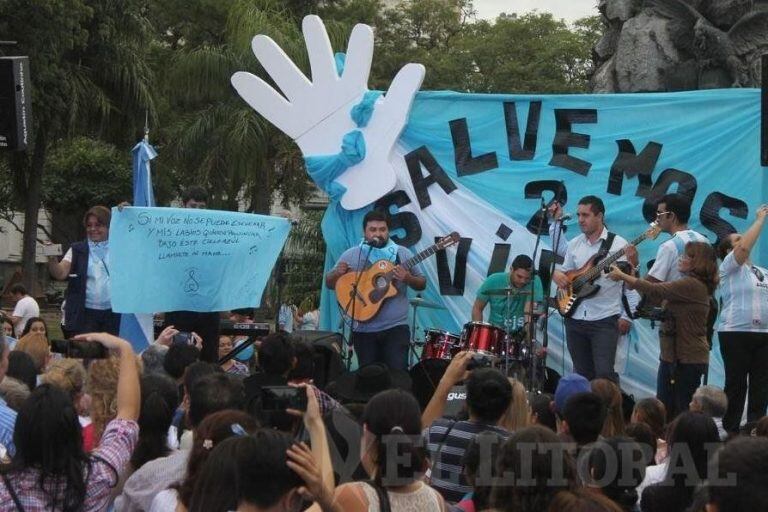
left=648, top=229, right=709, bottom=282
left=12, top=295, right=40, bottom=337
left=718, top=252, right=768, bottom=332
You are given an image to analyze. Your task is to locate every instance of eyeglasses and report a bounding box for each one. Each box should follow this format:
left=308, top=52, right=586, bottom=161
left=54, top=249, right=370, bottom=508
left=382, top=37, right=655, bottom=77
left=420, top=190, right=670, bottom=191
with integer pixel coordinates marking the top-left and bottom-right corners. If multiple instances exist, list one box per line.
left=656, top=211, right=672, bottom=217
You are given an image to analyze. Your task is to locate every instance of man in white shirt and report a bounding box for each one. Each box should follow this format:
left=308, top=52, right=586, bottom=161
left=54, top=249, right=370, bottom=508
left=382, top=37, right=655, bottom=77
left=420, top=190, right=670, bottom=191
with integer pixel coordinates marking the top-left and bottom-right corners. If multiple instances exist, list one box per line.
left=549, top=203, right=640, bottom=376
left=641, top=193, right=709, bottom=284
left=625, top=194, right=710, bottom=412
left=553, top=196, right=628, bottom=382
left=7, top=284, right=39, bottom=338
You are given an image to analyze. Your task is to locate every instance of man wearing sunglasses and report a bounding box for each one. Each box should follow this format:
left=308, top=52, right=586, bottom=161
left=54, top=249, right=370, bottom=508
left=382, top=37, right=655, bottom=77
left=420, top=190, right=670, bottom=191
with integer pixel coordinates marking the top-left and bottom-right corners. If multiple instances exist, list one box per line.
left=643, top=193, right=709, bottom=283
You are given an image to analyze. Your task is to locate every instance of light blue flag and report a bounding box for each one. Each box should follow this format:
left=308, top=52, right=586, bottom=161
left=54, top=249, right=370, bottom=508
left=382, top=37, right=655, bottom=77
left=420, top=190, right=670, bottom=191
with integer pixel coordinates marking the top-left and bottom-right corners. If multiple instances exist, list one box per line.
left=119, top=140, right=159, bottom=350
left=110, top=207, right=291, bottom=313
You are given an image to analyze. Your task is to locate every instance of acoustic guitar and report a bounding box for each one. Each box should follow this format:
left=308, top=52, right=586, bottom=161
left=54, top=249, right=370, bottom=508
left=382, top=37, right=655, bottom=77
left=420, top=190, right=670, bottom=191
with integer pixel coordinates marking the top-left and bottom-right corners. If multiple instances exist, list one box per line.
left=335, top=232, right=460, bottom=322
left=555, top=222, right=661, bottom=317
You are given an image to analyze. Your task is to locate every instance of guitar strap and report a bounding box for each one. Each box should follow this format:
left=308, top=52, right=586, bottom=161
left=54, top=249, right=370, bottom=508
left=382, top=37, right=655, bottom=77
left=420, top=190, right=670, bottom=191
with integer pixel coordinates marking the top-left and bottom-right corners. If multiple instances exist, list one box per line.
left=596, top=232, right=616, bottom=262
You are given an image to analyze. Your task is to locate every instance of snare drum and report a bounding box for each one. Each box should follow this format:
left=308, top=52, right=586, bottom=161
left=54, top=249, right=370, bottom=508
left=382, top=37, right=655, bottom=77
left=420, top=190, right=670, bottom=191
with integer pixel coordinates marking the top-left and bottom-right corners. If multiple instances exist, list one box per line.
left=459, top=322, right=506, bottom=358
left=421, top=329, right=461, bottom=360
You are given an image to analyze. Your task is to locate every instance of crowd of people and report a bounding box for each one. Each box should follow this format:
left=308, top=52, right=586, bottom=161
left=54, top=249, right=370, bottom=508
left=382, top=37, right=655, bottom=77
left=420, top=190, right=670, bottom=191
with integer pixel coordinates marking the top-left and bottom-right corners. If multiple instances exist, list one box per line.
left=0, top=186, right=764, bottom=510
left=0, top=315, right=764, bottom=511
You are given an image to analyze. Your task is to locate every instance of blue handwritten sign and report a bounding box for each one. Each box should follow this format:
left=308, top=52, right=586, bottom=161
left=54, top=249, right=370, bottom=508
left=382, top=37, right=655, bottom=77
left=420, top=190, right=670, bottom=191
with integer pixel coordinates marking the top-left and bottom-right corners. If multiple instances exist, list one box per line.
left=110, top=207, right=291, bottom=313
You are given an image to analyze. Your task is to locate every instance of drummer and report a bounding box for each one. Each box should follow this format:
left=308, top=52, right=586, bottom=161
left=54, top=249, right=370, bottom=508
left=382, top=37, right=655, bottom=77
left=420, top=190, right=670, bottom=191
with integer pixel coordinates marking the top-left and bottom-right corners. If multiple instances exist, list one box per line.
left=472, top=254, right=543, bottom=332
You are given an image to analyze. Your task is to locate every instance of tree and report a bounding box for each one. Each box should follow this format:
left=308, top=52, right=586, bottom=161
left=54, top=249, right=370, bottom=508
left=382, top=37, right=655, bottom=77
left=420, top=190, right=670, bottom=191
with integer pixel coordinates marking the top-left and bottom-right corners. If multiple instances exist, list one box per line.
left=0, top=0, right=155, bottom=289
left=41, top=137, right=132, bottom=244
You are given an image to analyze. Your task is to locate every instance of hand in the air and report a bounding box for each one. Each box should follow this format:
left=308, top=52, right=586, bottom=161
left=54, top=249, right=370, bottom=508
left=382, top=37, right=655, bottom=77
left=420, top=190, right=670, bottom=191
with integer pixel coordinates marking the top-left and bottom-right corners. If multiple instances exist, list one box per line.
left=231, top=15, right=425, bottom=210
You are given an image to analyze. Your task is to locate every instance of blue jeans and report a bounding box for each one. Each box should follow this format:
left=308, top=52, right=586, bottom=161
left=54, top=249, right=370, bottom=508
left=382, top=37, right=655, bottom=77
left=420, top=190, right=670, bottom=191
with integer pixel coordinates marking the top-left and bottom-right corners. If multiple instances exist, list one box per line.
left=564, top=315, right=619, bottom=382
left=352, top=324, right=410, bottom=371
left=657, top=360, right=707, bottom=418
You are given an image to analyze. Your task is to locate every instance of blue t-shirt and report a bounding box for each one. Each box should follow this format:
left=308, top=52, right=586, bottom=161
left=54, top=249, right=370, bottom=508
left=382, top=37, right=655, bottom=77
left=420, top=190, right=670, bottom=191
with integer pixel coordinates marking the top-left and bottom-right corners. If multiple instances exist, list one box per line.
left=337, top=245, right=422, bottom=332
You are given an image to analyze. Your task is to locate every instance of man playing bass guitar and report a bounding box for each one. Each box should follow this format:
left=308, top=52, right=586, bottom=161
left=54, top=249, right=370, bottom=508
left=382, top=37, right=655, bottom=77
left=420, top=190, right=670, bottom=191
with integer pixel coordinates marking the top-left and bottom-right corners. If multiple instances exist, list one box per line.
left=325, top=210, right=426, bottom=370
left=552, top=196, right=630, bottom=383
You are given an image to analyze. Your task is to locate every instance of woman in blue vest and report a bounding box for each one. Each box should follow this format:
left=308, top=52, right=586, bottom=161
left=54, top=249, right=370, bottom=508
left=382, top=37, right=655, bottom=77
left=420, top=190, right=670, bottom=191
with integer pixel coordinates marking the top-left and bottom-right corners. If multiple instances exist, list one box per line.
left=48, top=206, right=121, bottom=335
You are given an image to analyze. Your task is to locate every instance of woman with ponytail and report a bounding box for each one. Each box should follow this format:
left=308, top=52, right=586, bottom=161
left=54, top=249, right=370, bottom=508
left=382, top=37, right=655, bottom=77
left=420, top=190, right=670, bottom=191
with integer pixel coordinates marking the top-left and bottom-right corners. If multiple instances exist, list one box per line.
left=331, top=389, right=447, bottom=511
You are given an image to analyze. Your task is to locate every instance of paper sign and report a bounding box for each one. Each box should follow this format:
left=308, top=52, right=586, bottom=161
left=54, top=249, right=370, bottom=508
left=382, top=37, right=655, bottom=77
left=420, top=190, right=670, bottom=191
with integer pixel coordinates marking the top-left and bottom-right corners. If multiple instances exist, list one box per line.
left=109, top=207, right=291, bottom=313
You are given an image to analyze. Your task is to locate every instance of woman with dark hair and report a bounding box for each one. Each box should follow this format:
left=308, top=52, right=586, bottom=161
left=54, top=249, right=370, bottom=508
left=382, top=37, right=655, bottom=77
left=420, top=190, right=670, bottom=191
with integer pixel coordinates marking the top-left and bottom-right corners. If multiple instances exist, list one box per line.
left=490, top=425, right=578, bottom=512
left=609, top=241, right=719, bottom=417
left=588, top=436, right=646, bottom=511
left=48, top=205, right=121, bottom=335
left=331, top=389, right=446, bottom=511
left=149, top=409, right=259, bottom=511
left=7, top=350, right=38, bottom=392
left=0, top=332, right=140, bottom=510
left=20, top=316, right=48, bottom=338
left=716, top=204, right=768, bottom=433
left=457, top=431, right=505, bottom=512
left=640, top=411, right=721, bottom=512
left=630, top=397, right=667, bottom=464
left=131, top=373, right=180, bottom=470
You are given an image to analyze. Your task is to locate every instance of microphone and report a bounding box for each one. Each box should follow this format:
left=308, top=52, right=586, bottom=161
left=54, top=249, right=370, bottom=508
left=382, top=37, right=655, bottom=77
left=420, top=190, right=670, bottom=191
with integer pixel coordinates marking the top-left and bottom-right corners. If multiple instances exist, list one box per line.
left=559, top=213, right=573, bottom=222
left=368, top=236, right=383, bottom=248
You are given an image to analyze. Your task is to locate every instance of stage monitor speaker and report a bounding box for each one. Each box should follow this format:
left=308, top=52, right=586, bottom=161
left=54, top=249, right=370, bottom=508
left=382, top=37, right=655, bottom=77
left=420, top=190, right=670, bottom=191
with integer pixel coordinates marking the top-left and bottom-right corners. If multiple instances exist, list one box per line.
left=291, top=330, right=345, bottom=390
left=409, top=358, right=450, bottom=410
left=0, top=56, right=32, bottom=151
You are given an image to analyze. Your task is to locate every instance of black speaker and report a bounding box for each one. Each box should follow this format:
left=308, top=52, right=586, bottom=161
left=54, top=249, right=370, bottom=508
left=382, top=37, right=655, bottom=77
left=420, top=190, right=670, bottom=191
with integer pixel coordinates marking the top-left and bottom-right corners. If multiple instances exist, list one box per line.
left=291, top=330, right=345, bottom=390
left=0, top=56, right=32, bottom=151
left=409, top=358, right=450, bottom=410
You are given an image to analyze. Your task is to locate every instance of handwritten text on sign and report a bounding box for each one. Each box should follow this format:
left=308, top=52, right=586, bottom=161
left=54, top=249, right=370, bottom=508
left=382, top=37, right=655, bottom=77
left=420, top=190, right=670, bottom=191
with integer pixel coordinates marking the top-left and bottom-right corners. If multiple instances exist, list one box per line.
left=110, top=207, right=291, bottom=313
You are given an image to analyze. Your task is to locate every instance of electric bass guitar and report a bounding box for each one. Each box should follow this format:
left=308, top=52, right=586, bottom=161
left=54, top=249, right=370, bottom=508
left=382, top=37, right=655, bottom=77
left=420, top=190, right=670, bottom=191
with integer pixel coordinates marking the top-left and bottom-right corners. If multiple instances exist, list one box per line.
left=555, top=222, right=661, bottom=317
left=336, top=232, right=460, bottom=322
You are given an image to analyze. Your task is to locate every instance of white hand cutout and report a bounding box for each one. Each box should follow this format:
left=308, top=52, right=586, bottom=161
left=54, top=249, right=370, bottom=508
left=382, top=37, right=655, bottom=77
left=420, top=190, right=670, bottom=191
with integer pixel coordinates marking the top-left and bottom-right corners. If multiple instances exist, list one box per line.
left=232, top=15, right=425, bottom=210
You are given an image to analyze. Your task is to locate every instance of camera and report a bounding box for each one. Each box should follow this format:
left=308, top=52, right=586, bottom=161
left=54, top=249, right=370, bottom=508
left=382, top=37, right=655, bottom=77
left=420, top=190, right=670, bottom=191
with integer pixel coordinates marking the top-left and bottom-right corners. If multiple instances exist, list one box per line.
left=50, top=339, right=108, bottom=359
left=172, top=331, right=193, bottom=346
left=261, top=386, right=308, bottom=411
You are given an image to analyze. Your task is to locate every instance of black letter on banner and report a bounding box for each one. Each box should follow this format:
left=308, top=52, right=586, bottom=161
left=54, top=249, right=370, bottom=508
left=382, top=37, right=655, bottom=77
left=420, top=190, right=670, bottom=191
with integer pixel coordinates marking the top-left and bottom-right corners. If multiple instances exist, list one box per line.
left=641, top=169, right=697, bottom=223
left=373, top=191, right=422, bottom=247
left=549, top=109, right=597, bottom=175
left=488, top=244, right=511, bottom=275
left=606, top=139, right=662, bottom=197
left=700, top=192, right=748, bottom=242
left=450, top=118, right=499, bottom=176
left=504, top=101, right=542, bottom=160
left=405, top=146, right=458, bottom=210
left=435, top=236, right=472, bottom=295
left=524, top=180, right=568, bottom=234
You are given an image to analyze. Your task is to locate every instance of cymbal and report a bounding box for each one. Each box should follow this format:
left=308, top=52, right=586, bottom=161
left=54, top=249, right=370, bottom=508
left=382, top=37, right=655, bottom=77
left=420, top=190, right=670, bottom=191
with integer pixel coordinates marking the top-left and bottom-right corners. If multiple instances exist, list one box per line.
left=484, top=287, right=532, bottom=296
left=409, top=297, right=446, bottom=310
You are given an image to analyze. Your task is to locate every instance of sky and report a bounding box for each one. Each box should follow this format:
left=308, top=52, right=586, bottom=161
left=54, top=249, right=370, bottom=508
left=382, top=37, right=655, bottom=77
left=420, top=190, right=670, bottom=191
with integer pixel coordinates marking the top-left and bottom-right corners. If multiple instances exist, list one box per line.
left=473, top=0, right=599, bottom=23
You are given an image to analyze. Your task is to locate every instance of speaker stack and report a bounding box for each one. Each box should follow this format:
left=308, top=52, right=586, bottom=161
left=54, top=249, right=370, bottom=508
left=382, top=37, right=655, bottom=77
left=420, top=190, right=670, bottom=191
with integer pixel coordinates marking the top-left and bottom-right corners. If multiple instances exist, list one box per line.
left=0, top=56, right=32, bottom=152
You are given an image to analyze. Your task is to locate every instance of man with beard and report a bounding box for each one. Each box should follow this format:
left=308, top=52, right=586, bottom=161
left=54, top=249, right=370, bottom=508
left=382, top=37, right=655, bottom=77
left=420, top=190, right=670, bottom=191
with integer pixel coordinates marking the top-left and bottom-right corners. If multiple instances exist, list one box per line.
left=325, top=210, right=426, bottom=370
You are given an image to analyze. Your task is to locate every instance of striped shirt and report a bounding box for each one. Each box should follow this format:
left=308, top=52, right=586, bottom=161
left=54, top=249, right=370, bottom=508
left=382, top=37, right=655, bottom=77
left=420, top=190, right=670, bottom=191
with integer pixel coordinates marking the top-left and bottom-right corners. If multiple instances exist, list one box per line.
left=718, top=252, right=768, bottom=332
left=425, top=419, right=509, bottom=503
left=0, top=397, right=16, bottom=457
left=648, top=229, right=709, bottom=282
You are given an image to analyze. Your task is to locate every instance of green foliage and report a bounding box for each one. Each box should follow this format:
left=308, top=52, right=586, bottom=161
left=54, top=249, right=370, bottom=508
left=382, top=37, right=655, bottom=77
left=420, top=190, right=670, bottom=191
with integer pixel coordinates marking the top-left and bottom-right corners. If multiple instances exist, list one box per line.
left=282, top=209, right=326, bottom=306
left=42, top=137, right=132, bottom=214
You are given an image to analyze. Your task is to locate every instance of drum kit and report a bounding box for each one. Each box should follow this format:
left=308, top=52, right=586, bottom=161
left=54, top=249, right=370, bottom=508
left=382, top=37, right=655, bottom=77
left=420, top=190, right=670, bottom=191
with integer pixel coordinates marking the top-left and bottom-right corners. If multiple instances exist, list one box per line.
left=408, top=287, right=547, bottom=388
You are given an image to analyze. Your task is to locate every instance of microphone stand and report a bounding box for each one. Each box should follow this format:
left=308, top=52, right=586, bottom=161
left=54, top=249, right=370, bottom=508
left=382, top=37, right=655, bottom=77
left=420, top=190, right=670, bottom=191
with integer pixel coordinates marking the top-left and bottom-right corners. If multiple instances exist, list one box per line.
left=542, top=213, right=567, bottom=390
left=341, top=240, right=376, bottom=371
left=526, top=199, right=549, bottom=392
